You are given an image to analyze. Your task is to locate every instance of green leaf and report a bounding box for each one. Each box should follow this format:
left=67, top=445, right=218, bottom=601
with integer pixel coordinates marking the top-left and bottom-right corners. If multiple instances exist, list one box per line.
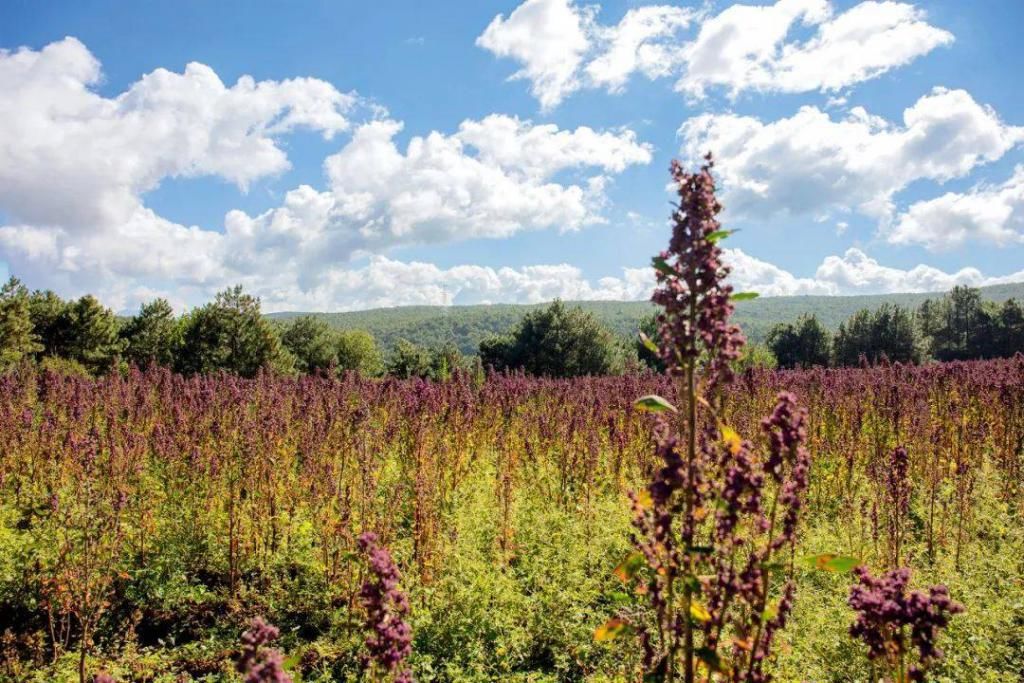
left=802, top=553, right=860, bottom=573
left=594, top=617, right=632, bottom=642
left=634, top=395, right=678, bottom=414
left=613, top=552, right=645, bottom=583
left=638, top=330, right=659, bottom=354
left=680, top=574, right=703, bottom=594
left=731, top=291, right=760, bottom=302
left=706, top=229, right=735, bottom=243
left=652, top=256, right=675, bottom=277
left=609, top=591, right=632, bottom=605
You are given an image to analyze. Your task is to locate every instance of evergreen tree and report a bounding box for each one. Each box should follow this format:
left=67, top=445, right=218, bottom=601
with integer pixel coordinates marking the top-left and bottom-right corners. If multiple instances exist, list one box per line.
left=914, top=287, right=1017, bottom=360
left=0, top=277, right=42, bottom=368
left=27, top=289, right=69, bottom=358
left=59, top=295, right=123, bottom=374
left=280, top=316, right=336, bottom=374
left=120, top=298, right=178, bottom=369
left=834, top=304, right=919, bottom=366
left=995, top=299, right=1024, bottom=357
left=766, top=314, right=831, bottom=368
left=175, top=286, right=292, bottom=377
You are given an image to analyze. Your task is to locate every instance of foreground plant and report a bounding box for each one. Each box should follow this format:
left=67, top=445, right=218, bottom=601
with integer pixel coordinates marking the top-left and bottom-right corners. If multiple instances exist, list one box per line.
left=237, top=617, right=292, bottom=683
left=358, top=532, right=413, bottom=683
left=612, top=156, right=812, bottom=682
left=848, top=566, right=963, bottom=682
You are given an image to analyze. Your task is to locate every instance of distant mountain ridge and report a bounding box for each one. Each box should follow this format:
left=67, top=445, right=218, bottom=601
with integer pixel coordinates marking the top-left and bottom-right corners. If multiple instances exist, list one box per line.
left=267, top=282, right=1024, bottom=354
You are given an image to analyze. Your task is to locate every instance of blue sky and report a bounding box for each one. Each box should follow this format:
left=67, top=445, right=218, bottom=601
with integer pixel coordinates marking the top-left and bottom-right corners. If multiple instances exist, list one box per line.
left=1, top=0, right=1023, bottom=312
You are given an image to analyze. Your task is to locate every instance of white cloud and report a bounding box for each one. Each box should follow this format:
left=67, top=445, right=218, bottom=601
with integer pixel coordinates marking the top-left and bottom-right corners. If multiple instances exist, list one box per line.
left=677, top=0, right=952, bottom=97
left=456, top=114, right=652, bottom=176
left=679, top=88, right=1024, bottom=221
left=248, top=248, right=1024, bottom=312
left=0, top=37, right=357, bottom=230
left=723, top=247, right=835, bottom=295
left=890, top=166, right=1024, bottom=250
left=478, top=0, right=950, bottom=107
left=196, top=257, right=654, bottom=313
left=238, top=113, right=651, bottom=260
left=0, top=39, right=652, bottom=312
left=812, top=248, right=1003, bottom=293
left=477, top=0, right=596, bottom=110
left=585, top=5, right=696, bottom=91
left=722, top=247, right=1024, bottom=298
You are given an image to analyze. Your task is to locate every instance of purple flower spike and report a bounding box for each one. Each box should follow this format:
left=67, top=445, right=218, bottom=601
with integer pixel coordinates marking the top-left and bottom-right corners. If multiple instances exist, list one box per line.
left=237, top=617, right=293, bottom=683
left=849, top=566, right=964, bottom=680
left=358, top=531, right=414, bottom=681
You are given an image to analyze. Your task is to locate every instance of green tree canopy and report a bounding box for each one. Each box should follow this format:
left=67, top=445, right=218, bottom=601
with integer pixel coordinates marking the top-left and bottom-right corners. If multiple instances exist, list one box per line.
left=120, top=298, right=178, bottom=370
left=386, top=338, right=433, bottom=379
left=0, top=277, right=42, bottom=368
left=175, top=286, right=292, bottom=377
left=280, top=315, right=337, bottom=374
left=58, top=295, right=123, bottom=374
left=766, top=314, right=831, bottom=369
left=479, top=300, right=623, bottom=377
left=336, top=329, right=384, bottom=376
left=916, top=286, right=1018, bottom=361
left=834, top=304, right=920, bottom=366
left=428, top=341, right=465, bottom=382
left=27, top=289, right=70, bottom=359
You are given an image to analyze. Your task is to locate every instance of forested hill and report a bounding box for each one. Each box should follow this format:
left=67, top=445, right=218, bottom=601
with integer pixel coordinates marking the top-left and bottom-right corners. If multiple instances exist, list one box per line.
left=268, top=282, right=1024, bottom=354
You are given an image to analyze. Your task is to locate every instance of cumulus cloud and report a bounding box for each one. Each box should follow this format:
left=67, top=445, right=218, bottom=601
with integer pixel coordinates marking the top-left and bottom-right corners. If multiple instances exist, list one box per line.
left=722, top=247, right=1024, bottom=298
left=585, top=5, right=696, bottom=92
left=0, top=38, right=652, bottom=311
left=0, top=37, right=357, bottom=230
left=249, top=257, right=655, bottom=312
left=230, top=113, right=651, bottom=265
left=676, top=0, right=952, bottom=97
left=889, top=166, right=1024, bottom=250
left=477, top=0, right=597, bottom=110
left=679, top=88, right=1024, bottom=221
left=249, top=248, right=1024, bottom=313
left=478, top=0, right=950, bottom=108
left=811, top=248, right=1017, bottom=293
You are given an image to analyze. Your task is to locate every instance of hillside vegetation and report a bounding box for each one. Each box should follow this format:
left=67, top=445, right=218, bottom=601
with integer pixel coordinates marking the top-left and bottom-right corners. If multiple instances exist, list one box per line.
left=268, top=281, right=1024, bottom=353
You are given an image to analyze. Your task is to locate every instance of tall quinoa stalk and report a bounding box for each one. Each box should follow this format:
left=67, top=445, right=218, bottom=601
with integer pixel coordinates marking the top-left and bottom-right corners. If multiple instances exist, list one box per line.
left=613, top=155, right=812, bottom=682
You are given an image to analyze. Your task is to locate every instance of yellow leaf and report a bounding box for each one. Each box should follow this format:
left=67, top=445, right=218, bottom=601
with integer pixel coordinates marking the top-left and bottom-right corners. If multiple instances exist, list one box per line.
left=635, top=490, right=653, bottom=511
left=721, top=425, right=743, bottom=455
left=690, top=600, right=711, bottom=622
left=613, top=552, right=645, bottom=583
left=594, top=618, right=630, bottom=642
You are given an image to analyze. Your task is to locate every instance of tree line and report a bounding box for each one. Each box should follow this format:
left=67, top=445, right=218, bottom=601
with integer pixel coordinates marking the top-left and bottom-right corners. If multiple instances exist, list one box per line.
left=765, top=286, right=1024, bottom=369
left=2, top=278, right=1020, bottom=379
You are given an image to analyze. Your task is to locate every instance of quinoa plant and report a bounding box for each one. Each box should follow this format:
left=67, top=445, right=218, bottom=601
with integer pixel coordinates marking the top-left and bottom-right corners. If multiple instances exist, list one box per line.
left=358, top=531, right=413, bottom=683
left=236, top=617, right=293, bottom=683
left=848, top=566, right=963, bottom=682
left=616, top=156, right=812, bottom=682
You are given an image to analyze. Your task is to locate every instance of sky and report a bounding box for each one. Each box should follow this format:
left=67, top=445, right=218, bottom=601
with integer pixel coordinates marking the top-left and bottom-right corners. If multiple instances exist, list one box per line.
left=1, top=0, right=1023, bottom=313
